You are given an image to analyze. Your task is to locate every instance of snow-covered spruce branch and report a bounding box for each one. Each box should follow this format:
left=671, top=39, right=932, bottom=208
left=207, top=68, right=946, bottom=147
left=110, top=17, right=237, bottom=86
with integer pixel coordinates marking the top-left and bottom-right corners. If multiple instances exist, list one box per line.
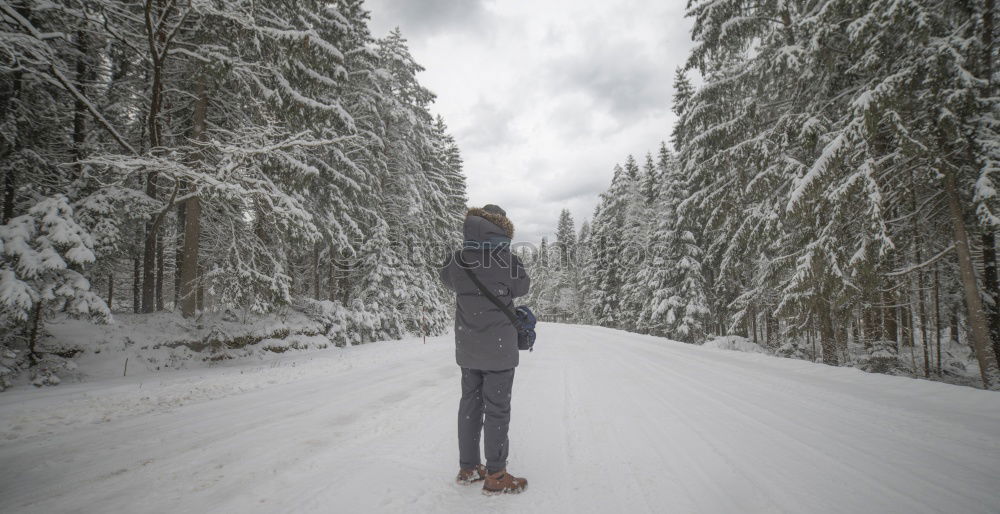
left=1, top=4, right=137, bottom=154
left=885, top=245, right=956, bottom=277
left=0, top=3, right=65, bottom=41
left=212, top=134, right=356, bottom=156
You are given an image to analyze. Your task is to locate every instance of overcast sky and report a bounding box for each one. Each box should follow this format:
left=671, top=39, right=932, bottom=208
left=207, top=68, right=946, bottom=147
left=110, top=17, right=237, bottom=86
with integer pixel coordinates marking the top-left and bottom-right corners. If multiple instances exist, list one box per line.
left=365, top=0, right=695, bottom=243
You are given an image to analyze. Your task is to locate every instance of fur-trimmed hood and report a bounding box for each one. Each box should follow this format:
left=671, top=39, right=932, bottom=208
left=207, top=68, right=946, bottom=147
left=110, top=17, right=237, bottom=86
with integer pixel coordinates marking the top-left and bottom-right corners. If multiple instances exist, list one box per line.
left=465, top=207, right=514, bottom=241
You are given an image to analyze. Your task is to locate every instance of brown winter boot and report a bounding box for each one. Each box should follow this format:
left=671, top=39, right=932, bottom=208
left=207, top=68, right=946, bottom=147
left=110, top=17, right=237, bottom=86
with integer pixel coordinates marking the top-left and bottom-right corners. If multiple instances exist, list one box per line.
left=455, top=464, right=487, bottom=485
left=482, top=468, right=527, bottom=495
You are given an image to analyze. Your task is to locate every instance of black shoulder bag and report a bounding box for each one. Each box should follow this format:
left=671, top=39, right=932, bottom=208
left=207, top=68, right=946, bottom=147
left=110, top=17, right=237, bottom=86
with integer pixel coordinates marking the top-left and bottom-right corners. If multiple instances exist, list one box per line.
left=459, top=255, right=537, bottom=351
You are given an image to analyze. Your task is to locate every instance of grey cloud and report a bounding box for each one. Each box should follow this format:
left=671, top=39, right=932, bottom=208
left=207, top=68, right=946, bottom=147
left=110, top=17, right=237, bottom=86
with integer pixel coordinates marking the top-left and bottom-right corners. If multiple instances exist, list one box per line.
left=545, top=21, right=686, bottom=123
left=364, top=0, right=489, bottom=38
left=547, top=98, right=602, bottom=140
left=553, top=44, right=672, bottom=121
left=548, top=181, right=605, bottom=204
left=456, top=99, right=518, bottom=151
left=543, top=171, right=609, bottom=203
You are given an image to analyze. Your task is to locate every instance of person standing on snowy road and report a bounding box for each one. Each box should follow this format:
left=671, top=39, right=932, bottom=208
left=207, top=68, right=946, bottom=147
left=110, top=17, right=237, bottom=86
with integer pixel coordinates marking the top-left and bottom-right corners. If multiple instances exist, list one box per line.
left=439, top=204, right=531, bottom=495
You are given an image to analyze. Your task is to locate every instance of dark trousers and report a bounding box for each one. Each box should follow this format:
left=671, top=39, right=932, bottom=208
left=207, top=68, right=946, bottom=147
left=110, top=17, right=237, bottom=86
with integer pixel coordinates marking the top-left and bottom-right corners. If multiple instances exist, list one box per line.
left=458, top=367, right=515, bottom=473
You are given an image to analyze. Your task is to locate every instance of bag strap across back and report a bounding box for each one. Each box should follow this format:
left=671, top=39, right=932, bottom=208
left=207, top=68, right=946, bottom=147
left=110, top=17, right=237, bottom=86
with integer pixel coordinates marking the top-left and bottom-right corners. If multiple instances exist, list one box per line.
left=456, top=251, right=519, bottom=327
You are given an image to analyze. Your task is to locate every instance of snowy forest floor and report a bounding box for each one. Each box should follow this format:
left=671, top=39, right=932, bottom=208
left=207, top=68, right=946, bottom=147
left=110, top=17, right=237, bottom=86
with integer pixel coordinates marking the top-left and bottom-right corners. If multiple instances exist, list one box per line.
left=1, top=323, right=998, bottom=513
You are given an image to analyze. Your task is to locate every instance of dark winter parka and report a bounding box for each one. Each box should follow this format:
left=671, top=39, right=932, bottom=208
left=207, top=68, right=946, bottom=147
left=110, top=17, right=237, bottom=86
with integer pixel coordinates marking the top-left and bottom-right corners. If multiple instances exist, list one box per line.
left=440, top=208, right=530, bottom=371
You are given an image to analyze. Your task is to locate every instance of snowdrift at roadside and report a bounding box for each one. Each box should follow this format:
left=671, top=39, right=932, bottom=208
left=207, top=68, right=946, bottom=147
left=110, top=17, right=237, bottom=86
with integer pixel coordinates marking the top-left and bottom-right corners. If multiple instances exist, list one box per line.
left=700, top=335, right=768, bottom=354
left=2, top=298, right=438, bottom=391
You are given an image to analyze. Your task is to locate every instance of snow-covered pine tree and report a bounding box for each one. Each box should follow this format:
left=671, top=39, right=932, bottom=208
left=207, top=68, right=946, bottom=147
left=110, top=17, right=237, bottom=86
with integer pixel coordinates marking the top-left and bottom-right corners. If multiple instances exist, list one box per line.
left=525, top=237, right=556, bottom=319
left=680, top=0, right=808, bottom=355
left=582, top=157, right=645, bottom=329
left=576, top=219, right=594, bottom=324
left=353, top=28, right=459, bottom=339
left=587, top=164, right=630, bottom=327
left=552, top=209, right=579, bottom=322
left=0, top=196, right=109, bottom=361
left=618, top=155, right=654, bottom=332
left=665, top=166, right=710, bottom=343
left=627, top=140, right=709, bottom=342
left=640, top=152, right=660, bottom=206
left=555, top=209, right=577, bottom=264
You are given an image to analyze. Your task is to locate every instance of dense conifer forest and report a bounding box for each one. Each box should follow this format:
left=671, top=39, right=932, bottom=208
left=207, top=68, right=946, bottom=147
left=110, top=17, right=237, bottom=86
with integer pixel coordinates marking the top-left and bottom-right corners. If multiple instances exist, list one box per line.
left=0, top=1, right=466, bottom=386
left=522, top=0, right=1000, bottom=389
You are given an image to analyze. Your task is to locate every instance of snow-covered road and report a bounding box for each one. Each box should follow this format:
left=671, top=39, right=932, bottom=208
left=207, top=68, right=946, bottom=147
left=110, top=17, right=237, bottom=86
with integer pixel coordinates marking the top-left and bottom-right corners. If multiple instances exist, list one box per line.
left=1, top=323, right=998, bottom=513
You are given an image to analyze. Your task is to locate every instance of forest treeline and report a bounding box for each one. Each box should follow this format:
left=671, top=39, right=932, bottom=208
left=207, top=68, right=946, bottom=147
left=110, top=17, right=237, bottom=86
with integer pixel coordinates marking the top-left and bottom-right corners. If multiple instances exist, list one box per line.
left=0, top=1, right=467, bottom=366
left=524, top=0, right=1000, bottom=389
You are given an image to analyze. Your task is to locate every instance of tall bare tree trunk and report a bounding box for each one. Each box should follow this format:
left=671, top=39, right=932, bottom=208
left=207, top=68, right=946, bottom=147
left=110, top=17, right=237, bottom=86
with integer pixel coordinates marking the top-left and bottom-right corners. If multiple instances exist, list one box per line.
left=882, top=287, right=898, bottom=349
left=197, top=270, right=204, bottom=312
left=983, top=232, right=1000, bottom=363
left=766, top=310, right=778, bottom=350
left=863, top=299, right=879, bottom=349
left=132, top=254, right=141, bottom=313
left=849, top=317, right=860, bottom=362
left=759, top=315, right=765, bottom=348
left=141, top=176, right=158, bottom=313
left=980, top=0, right=1000, bottom=370
left=905, top=302, right=917, bottom=376
left=180, top=198, right=201, bottom=318
left=2, top=168, right=13, bottom=224
left=944, top=170, right=1000, bottom=388
left=174, top=199, right=185, bottom=309
left=951, top=307, right=960, bottom=352
left=72, top=29, right=90, bottom=179
left=818, top=301, right=838, bottom=365
left=107, top=273, right=114, bottom=311
left=934, top=265, right=942, bottom=375
left=340, top=260, right=352, bottom=305
left=155, top=232, right=164, bottom=310
left=141, top=0, right=168, bottom=314
left=918, top=278, right=929, bottom=378
left=328, top=257, right=337, bottom=301
left=313, top=244, right=321, bottom=299
left=807, top=327, right=815, bottom=360
left=907, top=172, right=930, bottom=377
left=180, top=78, right=208, bottom=318
left=1, top=65, right=21, bottom=224
left=27, top=303, right=43, bottom=365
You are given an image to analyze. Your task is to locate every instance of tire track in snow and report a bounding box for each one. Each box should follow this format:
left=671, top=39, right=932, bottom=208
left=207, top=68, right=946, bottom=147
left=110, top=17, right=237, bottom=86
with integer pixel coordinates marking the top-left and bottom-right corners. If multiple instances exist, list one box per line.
left=0, top=343, right=457, bottom=513
left=599, top=326, right=998, bottom=513
left=619, top=332, right=1000, bottom=482
left=577, top=327, right=774, bottom=513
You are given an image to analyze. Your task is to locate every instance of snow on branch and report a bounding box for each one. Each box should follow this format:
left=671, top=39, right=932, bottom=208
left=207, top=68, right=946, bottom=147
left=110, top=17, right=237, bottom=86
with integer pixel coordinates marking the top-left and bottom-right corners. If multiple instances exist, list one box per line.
left=884, top=245, right=955, bottom=277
